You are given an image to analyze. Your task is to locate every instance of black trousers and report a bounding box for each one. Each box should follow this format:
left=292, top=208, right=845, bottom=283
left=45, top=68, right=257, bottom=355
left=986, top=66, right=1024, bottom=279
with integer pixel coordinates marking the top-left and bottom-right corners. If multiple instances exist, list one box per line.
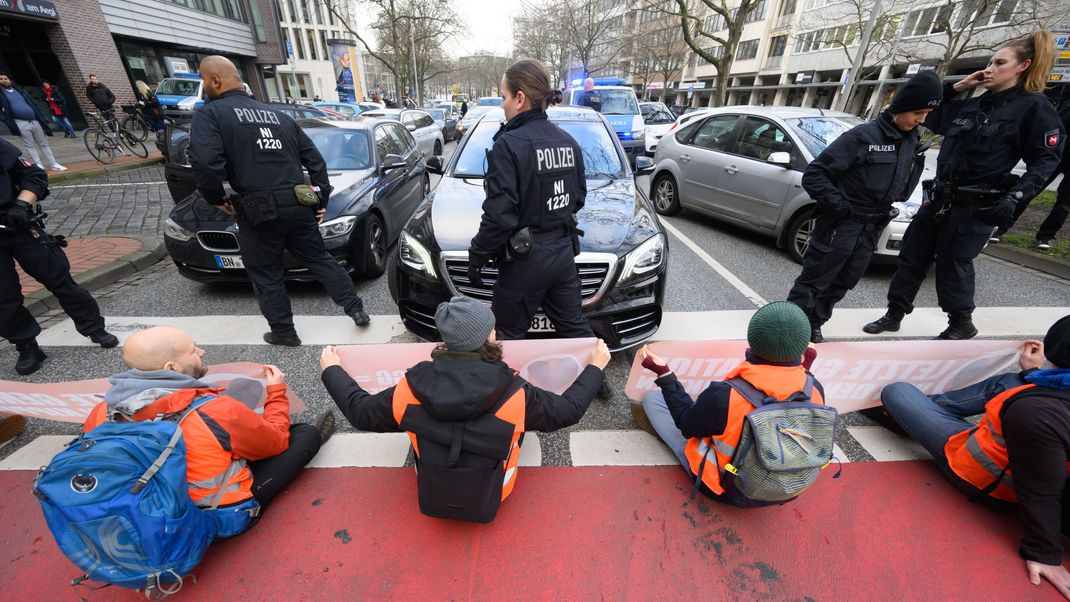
left=1003, top=154, right=1070, bottom=240
left=886, top=203, right=993, bottom=315
left=492, top=236, right=594, bottom=340
left=235, top=203, right=363, bottom=336
left=787, top=219, right=880, bottom=327
left=248, top=423, right=321, bottom=508
left=0, top=228, right=104, bottom=344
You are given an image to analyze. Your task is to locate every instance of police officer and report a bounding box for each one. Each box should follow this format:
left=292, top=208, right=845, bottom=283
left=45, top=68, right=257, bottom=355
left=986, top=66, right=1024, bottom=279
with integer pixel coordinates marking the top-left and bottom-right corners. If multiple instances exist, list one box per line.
left=865, top=31, right=1065, bottom=340
left=189, top=56, right=370, bottom=347
left=467, top=58, right=611, bottom=399
left=0, top=138, right=117, bottom=375
left=787, top=71, right=942, bottom=343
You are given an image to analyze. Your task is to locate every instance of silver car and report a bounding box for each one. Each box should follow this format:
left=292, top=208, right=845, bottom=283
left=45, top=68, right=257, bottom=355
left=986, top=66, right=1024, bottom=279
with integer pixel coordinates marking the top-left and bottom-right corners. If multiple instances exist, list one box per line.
left=360, top=109, right=445, bottom=160
left=650, top=106, right=923, bottom=263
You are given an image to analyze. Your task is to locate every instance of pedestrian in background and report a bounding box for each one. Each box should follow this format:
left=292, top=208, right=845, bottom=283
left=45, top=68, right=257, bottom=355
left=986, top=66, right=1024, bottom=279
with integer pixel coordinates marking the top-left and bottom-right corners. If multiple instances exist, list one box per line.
left=864, top=31, right=1064, bottom=340
left=460, top=99, right=468, bottom=117
left=85, top=74, right=116, bottom=126
left=787, top=70, right=942, bottom=343
left=134, top=80, right=165, bottom=132
left=40, top=81, right=76, bottom=139
left=188, top=56, right=370, bottom=346
left=0, top=72, right=65, bottom=172
left=467, top=58, right=612, bottom=399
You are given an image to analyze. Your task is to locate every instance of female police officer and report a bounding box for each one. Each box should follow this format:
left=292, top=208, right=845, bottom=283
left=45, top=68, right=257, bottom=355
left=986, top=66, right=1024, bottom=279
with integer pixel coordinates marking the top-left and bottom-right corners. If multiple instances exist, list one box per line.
left=864, top=31, right=1064, bottom=340
left=467, top=59, right=611, bottom=399
left=787, top=70, right=942, bottom=343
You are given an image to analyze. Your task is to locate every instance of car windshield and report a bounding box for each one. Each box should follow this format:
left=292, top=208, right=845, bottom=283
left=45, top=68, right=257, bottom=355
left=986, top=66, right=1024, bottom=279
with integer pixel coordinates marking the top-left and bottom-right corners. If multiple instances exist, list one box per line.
left=477, top=97, right=503, bottom=106
left=642, top=106, right=675, bottom=124
left=453, top=119, right=624, bottom=179
left=429, top=109, right=446, bottom=120
left=156, top=79, right=200, bottom=96
left=786, top=116, right=865, bottom=156
left=364, top=112, right=400, bottom=121
left=307, top=129, right=371, bottom=170
left=596, top=89, right=639, bottom=115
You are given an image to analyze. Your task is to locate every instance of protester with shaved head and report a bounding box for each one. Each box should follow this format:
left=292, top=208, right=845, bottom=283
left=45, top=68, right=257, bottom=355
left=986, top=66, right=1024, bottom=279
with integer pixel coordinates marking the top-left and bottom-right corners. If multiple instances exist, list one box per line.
left=82, top=325, right=335, bottom=538
left=189, top=55, right=370, bottom=346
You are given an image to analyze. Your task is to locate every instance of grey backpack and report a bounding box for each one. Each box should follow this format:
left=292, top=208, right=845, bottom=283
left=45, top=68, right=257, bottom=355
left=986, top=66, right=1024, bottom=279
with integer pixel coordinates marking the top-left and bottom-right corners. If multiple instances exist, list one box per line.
left=720, top=375, right=839, bottom=502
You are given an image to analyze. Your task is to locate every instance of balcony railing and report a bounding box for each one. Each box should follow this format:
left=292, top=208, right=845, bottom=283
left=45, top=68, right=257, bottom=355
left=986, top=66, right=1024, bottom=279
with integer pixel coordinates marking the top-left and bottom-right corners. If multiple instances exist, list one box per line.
left=762, top=55, right=783, bottom=70
left=773, top=14, right=793, bottom=30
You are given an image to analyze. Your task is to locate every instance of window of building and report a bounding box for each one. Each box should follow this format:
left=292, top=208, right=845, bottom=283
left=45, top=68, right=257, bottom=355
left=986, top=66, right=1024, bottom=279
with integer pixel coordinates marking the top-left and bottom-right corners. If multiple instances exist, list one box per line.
left=311, top=1, right=323, bottom=25
left=168, top=0, right=244, bottom=21
left=319, top=31, right=330, bottom=59
left=280, top=72, right=312, bottom=99
left=904, top=4, right=955, bottom=37
left=779, top=0, right=797, bottom=16
left=769, top=35, right=787, bottom=57
left=697, top=46, right=725, bottom=66
left=954, top=0, right=1017, bottom=29
left=743, top=1, right=767, bottom=23
left=737, top=39, right=760, bottom=60
left=704, top=13, right=726, bottom=32
left=306, top=29, right=319, bottom=60
left=327, top=5, right=336, bottom=25
left=248, top=0, right=268, bottom=42
left=286, top=0, right=298, bottom=22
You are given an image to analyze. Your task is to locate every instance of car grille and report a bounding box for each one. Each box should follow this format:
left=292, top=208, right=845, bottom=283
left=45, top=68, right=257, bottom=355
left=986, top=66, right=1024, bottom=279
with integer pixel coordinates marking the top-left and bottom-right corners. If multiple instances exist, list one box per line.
left=440, top=252, right=617, bottom=308
left=197, top=231, right=240, bottom=252
left=611, top=307, right=660, bottom=339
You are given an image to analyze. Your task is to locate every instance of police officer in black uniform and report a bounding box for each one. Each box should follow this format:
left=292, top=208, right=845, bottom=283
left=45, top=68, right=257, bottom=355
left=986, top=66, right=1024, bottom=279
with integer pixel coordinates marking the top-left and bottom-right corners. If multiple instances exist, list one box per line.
left=0, top=138, right=117, bottom=375
left=865, top=31, right=1065, bottom=340
left=468, top=59, right=611, bottom=398
left=787, top=71, right=943, bottom=343
left=189, top=56, right=369, bottom=347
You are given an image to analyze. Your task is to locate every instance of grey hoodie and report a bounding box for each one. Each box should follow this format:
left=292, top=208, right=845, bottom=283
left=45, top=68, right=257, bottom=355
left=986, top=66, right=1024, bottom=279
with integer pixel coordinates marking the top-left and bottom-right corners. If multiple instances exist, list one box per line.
left=104, top=368, right=209, bottom=416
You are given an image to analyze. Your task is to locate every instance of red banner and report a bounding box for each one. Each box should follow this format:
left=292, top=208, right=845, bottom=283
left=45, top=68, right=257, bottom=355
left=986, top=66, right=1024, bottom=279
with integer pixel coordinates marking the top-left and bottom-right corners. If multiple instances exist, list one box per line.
left=0, top=363, right=308, bottom=423
left=624, top=340, right=1021, bottom=413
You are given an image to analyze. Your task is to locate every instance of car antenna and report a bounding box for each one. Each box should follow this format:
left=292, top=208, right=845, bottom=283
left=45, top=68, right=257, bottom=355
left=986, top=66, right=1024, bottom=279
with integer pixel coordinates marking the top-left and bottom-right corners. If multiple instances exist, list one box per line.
left=818, top=106, right=825, bottom=116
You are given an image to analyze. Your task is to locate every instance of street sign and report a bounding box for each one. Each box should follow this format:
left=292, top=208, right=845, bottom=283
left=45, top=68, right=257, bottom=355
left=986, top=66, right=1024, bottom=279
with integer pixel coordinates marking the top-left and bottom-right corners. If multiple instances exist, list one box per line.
left=285, top=39, right=294, bottom=58
left=1052, top=23, right=1070, bottom=81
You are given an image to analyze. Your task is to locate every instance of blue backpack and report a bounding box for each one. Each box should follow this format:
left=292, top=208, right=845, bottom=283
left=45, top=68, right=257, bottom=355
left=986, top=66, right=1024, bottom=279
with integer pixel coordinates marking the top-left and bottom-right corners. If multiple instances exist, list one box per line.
left=33, top=395, right=219, bottom=596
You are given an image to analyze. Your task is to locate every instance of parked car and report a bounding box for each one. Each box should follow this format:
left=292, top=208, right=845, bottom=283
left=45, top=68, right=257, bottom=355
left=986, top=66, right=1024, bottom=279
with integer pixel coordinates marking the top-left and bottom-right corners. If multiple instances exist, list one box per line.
left=155, top=73, right=203, bottom=121
left=162, top=118, right=430, bottom=282
left=359, top=109, right=444, bottom=159
left=427, top=107, right=458, bottom=142
left=562, top=78, right=645, bottom=164
left=311, top=101, right=367, bottom=116
left=649, top=106, right=923, bottom=263
left=474, top=96, right=503, bottom=108
left=456, top=105, right=494, bottom=137
left=639, top=101, right=677, bottom=156
left=390, top=106, right=668, bottom=350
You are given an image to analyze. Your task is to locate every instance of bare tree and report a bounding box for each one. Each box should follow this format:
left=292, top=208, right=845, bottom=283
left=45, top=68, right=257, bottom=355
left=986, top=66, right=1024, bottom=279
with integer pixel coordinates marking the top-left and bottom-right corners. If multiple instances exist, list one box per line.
left=561, top=0, right=632, bottom=77
left=514, top=1, right=571, bottom=87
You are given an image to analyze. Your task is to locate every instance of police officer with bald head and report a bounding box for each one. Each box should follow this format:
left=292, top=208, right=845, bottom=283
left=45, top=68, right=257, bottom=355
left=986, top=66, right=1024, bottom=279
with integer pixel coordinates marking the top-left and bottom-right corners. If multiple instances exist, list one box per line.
left=189, top=55, right=370, bottom=347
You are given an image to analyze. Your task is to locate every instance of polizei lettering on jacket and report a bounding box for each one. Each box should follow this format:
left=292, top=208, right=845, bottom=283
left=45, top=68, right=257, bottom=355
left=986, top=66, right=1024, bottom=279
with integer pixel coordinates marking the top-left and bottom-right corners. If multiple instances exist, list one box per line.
left=232, top=107, right=281, bottom=125
left=535, top=146, right=575, bottom=173
left=868, top=145, right=896, bottom=152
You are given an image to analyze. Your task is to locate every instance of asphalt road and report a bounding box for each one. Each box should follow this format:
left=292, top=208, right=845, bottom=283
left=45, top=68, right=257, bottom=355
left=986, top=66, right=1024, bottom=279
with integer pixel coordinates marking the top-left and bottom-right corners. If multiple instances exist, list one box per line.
left=5, top=139, right=1070, bottom=466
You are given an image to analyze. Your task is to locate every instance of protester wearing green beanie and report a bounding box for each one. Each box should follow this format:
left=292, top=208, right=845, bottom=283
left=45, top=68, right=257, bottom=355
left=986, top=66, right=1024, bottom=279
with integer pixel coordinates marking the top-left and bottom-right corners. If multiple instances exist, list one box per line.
left=747, top=301, right=812, bottom=362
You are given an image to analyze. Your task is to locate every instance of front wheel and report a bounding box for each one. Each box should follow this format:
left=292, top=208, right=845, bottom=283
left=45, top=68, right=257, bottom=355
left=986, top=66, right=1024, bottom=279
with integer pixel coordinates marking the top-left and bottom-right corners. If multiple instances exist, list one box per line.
left=84, top=129, right=115, bottom=164
left=359, top=213, right=388, bottom=278
left=433, top=139, right=442, bottom=156
left=120, top=131, right=149, bottom=158
left=122, top=115, right=149, bottom=141
left=651, top=173, right=681, bottom=216
left=786, top=208, right=816, bottom=264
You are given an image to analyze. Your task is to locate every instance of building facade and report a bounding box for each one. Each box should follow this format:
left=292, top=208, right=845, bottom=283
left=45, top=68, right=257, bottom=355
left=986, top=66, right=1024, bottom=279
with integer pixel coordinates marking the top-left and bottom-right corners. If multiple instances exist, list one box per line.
left=274, top=0, right=362, bottom=102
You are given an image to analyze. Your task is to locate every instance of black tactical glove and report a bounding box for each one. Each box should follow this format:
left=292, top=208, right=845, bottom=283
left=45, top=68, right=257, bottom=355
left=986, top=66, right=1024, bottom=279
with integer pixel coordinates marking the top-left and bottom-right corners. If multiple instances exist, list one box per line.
left=974, top=195, right=1018, bottom=228
left=467, top=256, right=486, bottom=288
left=4, top=200, right=35, bottom=231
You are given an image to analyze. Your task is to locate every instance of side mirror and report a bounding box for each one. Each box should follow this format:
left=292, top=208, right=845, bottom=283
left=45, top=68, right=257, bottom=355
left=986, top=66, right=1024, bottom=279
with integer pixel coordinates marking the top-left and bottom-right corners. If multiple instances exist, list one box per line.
left=767, top=151, right=791, bottom=166
left=634, top=156, right=655, bottom=175
left=381, top=153, right=407, bottom=172
left=406, top=123, right=416, bottom=131
left=426, top=155, right=444, bottom=175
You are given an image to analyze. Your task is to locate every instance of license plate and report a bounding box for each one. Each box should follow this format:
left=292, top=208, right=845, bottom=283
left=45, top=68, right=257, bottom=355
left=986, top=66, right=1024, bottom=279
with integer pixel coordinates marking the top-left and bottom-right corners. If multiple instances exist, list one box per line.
left=214, top=255, right=244, bottom=269
left=528, top=315, right=556, bottom=333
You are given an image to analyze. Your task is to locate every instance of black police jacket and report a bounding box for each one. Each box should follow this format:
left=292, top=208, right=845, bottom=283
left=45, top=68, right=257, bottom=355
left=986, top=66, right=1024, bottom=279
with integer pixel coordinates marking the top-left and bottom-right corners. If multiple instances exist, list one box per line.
left=926, top=83, right=1064, bottom=200
left=189, top=90, right=330, bottom=205
left=802, top=112, right=922, bottom=216
left=469, top=109, right=586, bottom=263
left=0, top=138, right=48, bottom=207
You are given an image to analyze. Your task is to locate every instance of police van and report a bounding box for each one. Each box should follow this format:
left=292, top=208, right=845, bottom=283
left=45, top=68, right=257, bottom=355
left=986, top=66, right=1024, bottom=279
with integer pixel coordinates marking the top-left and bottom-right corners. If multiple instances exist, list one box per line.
left=562, top=78, right=644, bottom=164
left=154, top=73, right=203, bottom=121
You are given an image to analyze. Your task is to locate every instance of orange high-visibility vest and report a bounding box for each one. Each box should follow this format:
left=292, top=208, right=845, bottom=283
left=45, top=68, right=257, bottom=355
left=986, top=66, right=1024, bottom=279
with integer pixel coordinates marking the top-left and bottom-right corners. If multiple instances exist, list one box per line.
left=683, top=361, right=825, bottom=495
left=944, top=383, right=1070, bottom=502
left=84, top=394, right=253, bottom=508
left=391, top=376, right=527, bottom=500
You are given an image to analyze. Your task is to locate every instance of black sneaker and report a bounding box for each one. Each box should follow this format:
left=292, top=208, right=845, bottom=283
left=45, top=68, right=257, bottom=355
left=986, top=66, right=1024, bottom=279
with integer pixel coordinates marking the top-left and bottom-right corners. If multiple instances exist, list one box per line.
left=936, top=315, right=977, bottom=340
left=863, top=311, right=903, bottom=334
left=89, top=330, right=119, bottom=348
left=315, top=411, right=336, bottom=445
left=14, top=339, right=46, bottom=375
left=597, top=378, right=613, bottom=400
left=1037, top=238, right=1053, bottom=250
left=349, top=310, right=370, bottom=327
left=810, top=326, right=825, bottom=344
left=263, top=332, right=302, bottom=347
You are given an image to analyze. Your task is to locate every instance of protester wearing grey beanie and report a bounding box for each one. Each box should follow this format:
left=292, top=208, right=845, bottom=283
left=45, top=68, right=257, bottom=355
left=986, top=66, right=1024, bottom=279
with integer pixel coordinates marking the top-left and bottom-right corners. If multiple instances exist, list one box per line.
left=435, top=296, right=496, bottom=352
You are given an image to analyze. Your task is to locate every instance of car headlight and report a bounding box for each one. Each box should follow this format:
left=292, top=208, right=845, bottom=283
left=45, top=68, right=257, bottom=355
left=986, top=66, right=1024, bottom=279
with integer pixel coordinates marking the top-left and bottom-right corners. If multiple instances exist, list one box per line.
left=178, top=98, right=197, bottom=110
left=632, top=128, right=646, bottom=139
left=399, top=230, right=438, bottom=279
left=618, top=233, right=665, bottom=285
left=892, top=201, right=918, bottom=223
left=164, top=217, right=194, bottom=242
left=319, top=215, right=356, bottom=239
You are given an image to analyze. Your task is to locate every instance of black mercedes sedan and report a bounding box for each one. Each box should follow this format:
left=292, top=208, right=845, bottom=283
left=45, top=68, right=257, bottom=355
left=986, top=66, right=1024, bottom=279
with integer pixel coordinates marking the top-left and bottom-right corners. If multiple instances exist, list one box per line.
left=390, top=106, right=668, bottom=350
left=163, top=117, right=429, bottom=282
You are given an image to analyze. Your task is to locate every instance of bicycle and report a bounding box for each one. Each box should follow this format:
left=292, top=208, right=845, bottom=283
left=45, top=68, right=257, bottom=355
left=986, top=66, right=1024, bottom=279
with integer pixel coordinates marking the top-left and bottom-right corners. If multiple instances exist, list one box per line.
left=84, top=111, right=149, bottom=164
left=120, top=104, right=153, bottom=142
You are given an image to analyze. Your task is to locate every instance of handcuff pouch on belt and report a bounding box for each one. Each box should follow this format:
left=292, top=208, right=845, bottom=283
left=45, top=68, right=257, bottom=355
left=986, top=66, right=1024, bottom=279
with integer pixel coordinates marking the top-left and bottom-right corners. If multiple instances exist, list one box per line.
left=923, top=174, right=1020, bottom=224
left=234, top=190, right=279, bottom=227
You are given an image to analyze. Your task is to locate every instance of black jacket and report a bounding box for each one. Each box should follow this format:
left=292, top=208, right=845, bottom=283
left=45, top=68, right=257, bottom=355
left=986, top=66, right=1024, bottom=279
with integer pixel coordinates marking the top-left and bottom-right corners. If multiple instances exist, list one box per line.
left=926, top=84, right=1063, bottom=200
left=802, top=112, right=923, bottom=217
left=0, top=138, right=48, bottom=207
left=469, top=109, right=587, bottom=264
left=85, top=82, right=115, bottom=110
left=0, top=86, right=52, bottom=137
left=321, top=348, right=603, bottom=435
left=188, top=89, right=330, bottom=205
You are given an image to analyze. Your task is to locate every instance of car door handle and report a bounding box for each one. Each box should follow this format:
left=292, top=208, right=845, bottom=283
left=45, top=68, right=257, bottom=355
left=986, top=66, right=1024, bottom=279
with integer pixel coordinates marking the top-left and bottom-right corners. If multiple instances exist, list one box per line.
left=680, top=154, right=690, bottom=162
left=724, top=165, right=738, bottom=175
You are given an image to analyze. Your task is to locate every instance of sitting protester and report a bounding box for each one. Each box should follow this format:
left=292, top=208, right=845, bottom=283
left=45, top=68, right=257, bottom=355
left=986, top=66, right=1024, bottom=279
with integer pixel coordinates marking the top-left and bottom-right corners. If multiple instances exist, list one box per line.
left=636, top=301, right=833, bottom=507
left=320, top=296, right=610, bottom=523
left=880, top=316, right=1070, bottom=598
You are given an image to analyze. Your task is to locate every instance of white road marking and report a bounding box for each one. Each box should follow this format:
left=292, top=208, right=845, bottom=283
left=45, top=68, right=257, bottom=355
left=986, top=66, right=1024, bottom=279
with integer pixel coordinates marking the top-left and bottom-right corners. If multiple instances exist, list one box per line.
left=52, top=182, right=167, bottom=189
left=0, top=435, right=72, bottom=470
left=307, top=433, right=411, bottom=468
left=661, top=220, right=768, bottom=307
left=846, top=426, right=931, bottom=462
left=519, top=433, right=542, bottom=467
left=569, top=430, right=680, bottom=466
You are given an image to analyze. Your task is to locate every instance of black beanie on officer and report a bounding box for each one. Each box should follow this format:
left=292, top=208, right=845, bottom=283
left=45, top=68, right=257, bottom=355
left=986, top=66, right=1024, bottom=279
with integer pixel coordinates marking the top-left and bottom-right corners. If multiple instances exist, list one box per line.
left=889, top=70, right=943, bottom=114
left=1044, top=315, right=1070, bottom=369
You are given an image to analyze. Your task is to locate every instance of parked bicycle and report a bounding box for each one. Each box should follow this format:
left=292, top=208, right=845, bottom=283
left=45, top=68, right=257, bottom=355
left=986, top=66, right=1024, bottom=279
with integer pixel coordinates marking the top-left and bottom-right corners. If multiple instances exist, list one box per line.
left=84, top=111, right=149, bottom=165
left=120, top=104, right=153, bottom=142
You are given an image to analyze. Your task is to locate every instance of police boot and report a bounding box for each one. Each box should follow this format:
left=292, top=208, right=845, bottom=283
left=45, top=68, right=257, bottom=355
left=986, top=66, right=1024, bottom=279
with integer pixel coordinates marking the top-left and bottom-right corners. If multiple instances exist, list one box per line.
left=936, top=313, right=978, bottom=340
left=15, top=339, right=47, bottom=375
left=810, top=326, right=825, bottom=344
left=88, top=329, right=119, bottom=348
left=863, top=309, right=904, bottom=334
left=349, top=309, right=370, bottom=327
left=263, top=332, right=302, bottom=347
left=597, top=378, right=614, bottom=401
